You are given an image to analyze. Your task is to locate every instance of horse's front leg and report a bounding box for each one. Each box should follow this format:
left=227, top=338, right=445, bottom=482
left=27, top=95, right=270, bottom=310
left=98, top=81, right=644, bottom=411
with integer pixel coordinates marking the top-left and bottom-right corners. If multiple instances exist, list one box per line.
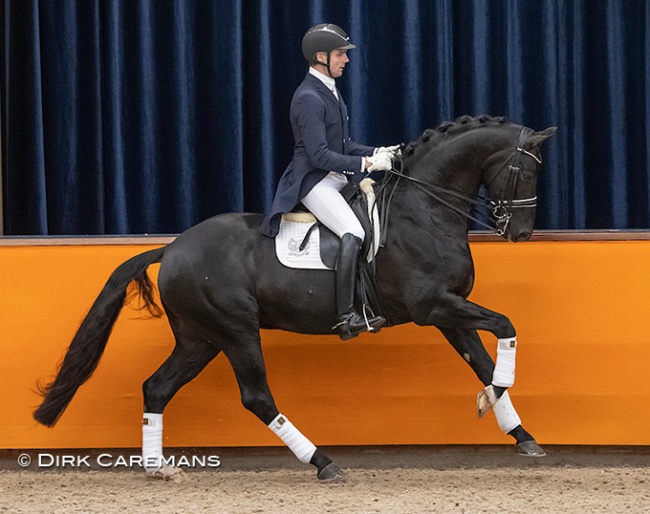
left=438, top=327, right=544, bottom=457
left=413, top=296, right=517, bottom=414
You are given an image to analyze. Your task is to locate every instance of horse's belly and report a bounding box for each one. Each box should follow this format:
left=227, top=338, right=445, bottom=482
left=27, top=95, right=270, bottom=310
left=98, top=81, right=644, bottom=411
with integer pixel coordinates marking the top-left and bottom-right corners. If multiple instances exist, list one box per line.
left=257, top=266, right=339, bottom=334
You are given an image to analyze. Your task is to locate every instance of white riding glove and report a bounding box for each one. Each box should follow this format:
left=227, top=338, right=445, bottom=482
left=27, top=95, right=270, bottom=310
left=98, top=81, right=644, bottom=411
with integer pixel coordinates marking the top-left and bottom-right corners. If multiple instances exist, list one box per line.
left=374, top=144, right=401, bottom=156
left=366, top=152, right=393, bottom=172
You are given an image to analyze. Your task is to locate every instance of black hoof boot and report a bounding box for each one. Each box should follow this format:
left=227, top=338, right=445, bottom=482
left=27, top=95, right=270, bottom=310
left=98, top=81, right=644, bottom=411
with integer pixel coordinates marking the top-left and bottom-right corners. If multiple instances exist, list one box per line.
left=336, top=310, right=386, bottom=340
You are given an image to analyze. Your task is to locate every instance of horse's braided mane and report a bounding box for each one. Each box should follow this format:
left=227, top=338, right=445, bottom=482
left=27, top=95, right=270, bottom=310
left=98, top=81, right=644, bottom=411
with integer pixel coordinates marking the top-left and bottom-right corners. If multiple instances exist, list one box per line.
left=403, top=114, right=509, bottom=156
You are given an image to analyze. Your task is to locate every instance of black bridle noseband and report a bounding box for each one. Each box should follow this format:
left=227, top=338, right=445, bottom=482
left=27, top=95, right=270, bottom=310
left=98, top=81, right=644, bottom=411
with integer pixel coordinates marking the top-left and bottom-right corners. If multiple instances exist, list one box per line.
left=380, top=127, right=541, bottom=237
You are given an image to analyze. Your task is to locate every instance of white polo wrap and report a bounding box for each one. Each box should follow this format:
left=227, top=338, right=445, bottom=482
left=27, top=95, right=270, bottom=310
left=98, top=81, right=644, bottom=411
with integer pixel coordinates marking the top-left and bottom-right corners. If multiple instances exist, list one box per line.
left=142, top=412, right=163, bottom=473
left=493, top=391, right=521, bottom=434
left=268, top=413, right=317, bottom=464
left=492, top=337, right=517, bottom=387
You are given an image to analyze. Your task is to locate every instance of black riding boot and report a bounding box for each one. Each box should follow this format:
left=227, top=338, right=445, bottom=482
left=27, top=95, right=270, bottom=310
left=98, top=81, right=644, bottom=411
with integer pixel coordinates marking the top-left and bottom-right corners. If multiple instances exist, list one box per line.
left=334, top=233, right=386, bottom=340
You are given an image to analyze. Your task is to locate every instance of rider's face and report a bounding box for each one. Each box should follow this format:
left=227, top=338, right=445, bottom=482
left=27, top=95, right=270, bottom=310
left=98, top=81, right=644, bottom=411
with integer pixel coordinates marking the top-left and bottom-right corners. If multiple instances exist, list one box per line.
left=315, top=49, right=349, bottom=78
left=328, top=49, right=349, bottom=78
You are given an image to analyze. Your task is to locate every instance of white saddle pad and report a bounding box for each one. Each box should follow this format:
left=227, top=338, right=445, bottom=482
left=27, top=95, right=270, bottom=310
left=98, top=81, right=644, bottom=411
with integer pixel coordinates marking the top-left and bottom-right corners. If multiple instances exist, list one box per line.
left=275, top=179, right=381, bottom=270
left=275, top=217, right=328, bottom=269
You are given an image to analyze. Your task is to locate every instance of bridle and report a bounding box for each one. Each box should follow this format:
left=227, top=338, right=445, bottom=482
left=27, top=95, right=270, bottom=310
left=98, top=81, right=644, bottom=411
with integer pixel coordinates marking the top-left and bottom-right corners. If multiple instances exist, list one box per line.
left=484, top=127, right=541, bottom=236
left=378, top=127, right=541, bottom=238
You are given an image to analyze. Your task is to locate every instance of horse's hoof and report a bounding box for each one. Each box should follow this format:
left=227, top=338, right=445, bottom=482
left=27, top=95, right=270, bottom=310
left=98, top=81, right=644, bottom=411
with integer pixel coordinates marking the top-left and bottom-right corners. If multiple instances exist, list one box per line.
left=317, top=463, right=347, bottom=483
left=477, top=385, right=498, bottom=418
left=148, top=465, right=187, bottom=482
left=516, top=440, right=546, bottom=457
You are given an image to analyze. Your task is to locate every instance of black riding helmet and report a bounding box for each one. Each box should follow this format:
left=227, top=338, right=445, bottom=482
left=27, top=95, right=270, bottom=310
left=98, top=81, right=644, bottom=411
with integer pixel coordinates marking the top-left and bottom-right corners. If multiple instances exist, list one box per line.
left=301, top=23, right=356, bottom=74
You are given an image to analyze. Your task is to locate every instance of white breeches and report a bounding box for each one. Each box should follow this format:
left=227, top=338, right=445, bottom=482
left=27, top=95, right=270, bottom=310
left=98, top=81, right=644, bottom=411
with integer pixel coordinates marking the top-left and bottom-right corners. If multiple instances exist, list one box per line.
left=301, top=172, right=365, bottom=240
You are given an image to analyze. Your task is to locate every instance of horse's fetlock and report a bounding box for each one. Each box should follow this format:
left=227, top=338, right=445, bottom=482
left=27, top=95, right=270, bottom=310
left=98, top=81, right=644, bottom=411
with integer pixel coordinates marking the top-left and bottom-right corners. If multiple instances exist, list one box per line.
left=493, top=385, right=507, bottom=399
left=310, top=448, right=332, bottom=471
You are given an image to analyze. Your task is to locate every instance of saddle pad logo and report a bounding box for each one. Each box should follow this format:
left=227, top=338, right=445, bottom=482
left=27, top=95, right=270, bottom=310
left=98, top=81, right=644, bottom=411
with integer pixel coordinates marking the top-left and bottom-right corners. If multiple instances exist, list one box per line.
left=287, top=237, right=311, bottom=257
left=275, top=220, right=328, bottom=269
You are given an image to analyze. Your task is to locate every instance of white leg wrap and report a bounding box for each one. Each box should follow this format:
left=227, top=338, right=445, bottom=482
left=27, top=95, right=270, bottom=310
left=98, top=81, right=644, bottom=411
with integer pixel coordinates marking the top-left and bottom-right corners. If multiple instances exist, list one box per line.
left=493, top=391, right=521, bottom=434
left=142, top=413, right=163, bottom=473
left=268, top=414, right=317, bottom=464
left=492, top=337, right=517, bottom=387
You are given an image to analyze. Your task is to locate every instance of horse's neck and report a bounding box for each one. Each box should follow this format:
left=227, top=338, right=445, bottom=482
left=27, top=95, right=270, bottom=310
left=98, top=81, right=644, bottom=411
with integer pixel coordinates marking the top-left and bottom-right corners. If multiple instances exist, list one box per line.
left=382, top=130, right=504, bottom=251
left=409, top=131, right=500, bottom=191
left=379, top=182, right=471, bottom=262
left=396, top=150, right=484, bottom=222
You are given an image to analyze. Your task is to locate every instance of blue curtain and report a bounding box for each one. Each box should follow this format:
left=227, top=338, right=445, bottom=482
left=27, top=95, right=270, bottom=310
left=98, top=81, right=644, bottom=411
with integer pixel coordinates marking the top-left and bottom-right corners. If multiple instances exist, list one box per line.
left=1, top=0, right=649, bottom=235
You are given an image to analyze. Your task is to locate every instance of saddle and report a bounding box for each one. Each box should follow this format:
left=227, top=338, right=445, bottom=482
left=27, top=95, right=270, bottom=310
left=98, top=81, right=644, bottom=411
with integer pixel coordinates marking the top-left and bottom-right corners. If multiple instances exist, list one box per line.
left=274, top=179, right=380, bottom=270
left=274, top=178, right=385, bottom=324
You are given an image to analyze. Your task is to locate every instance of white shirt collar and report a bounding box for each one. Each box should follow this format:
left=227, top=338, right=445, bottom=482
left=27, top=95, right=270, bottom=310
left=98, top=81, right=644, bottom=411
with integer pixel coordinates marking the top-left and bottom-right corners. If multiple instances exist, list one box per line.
left=309, top=67, right=337, bottom=97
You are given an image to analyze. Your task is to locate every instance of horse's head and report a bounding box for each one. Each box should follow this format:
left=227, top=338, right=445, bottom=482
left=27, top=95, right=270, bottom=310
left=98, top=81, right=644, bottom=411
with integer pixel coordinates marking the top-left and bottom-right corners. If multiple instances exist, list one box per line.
left=482, top=125, right=557, bottom=241
left=395, top=116, right=557, bottom=241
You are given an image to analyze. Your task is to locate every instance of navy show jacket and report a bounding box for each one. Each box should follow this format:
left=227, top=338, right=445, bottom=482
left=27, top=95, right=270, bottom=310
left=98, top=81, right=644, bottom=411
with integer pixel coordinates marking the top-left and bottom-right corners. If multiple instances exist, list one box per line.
left=260, top=72, right=375, bottom=237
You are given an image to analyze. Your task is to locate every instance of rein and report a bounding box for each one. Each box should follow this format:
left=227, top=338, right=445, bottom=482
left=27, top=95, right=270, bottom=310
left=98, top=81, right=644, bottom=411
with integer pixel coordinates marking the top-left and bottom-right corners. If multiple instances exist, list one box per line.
left=378, top=127, right=540, bottom=238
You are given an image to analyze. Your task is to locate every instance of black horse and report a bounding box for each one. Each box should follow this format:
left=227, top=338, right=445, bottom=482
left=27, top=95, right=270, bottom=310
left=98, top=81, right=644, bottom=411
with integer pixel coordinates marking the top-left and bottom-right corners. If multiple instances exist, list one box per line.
left=34, top=115, right=557, bottom=481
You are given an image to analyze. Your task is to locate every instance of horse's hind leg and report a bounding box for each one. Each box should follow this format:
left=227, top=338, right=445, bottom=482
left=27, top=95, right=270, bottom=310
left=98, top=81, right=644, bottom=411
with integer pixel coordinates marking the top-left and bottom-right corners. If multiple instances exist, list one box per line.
left=223, top=335, right=345, bottom=482
left=141, top=339, right=221, bottom=478
left=439, top=327, right=544, bottom=457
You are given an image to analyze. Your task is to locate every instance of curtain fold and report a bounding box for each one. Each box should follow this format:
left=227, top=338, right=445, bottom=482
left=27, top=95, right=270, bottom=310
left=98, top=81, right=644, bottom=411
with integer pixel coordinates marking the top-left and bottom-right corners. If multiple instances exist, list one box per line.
left=1, top=0, right=649, bottom=235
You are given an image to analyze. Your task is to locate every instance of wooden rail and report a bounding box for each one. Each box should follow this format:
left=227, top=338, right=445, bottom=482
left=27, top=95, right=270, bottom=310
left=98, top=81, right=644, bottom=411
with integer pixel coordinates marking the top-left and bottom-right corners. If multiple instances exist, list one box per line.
left=2, top=230, right=650, bottom=246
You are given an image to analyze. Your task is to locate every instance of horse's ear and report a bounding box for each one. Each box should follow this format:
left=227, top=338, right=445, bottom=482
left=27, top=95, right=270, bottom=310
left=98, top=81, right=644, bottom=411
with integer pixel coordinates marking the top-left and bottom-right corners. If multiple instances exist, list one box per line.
left=526, top=126, right=558, bottom=149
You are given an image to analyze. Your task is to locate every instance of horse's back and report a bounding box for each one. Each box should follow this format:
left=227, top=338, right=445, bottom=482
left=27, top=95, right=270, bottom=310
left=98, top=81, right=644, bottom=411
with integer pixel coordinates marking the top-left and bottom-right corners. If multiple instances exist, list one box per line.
left=157, top=211, right=338, bottom=335
left=161, top=212, right=264, bottom=269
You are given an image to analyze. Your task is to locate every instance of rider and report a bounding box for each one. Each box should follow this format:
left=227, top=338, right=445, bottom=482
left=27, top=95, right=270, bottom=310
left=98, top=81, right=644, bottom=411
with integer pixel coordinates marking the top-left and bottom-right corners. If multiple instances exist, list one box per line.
left=260, top=23, right=399, bottom=340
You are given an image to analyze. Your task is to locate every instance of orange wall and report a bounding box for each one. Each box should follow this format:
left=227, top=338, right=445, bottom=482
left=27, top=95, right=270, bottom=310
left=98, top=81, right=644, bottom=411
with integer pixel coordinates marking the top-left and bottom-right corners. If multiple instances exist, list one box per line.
left=1, top=239, right=650, bottom=449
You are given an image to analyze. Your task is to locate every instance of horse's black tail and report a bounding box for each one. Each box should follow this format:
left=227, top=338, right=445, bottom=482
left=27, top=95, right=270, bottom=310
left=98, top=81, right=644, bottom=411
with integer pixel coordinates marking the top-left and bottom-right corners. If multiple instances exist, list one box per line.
left=33, top=247, right=166, bottom=427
